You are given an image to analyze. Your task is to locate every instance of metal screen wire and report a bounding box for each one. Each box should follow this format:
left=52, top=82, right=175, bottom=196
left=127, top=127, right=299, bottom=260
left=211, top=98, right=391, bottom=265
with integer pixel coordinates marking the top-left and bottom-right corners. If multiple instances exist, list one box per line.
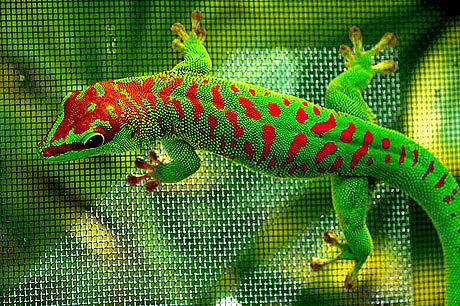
left=1, top=1, right=458, bottom=305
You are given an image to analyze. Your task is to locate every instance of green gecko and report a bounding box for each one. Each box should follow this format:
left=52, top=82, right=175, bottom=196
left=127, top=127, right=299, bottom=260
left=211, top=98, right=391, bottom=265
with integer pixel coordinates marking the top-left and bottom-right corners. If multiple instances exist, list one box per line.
left=38, top=11, right=459, bottom=304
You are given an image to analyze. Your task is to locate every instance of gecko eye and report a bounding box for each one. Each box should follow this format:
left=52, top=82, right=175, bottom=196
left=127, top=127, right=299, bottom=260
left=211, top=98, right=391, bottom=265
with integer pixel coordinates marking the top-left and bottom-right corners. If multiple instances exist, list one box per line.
left=83, top=133, right=105, bottom=149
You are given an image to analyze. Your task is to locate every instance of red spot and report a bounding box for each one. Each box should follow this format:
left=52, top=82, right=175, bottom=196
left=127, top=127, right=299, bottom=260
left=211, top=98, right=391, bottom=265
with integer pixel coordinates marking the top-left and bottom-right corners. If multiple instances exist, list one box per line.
left=451, top=213, right=456, bottom=217
left=238, top=97, right=262, bottom=120
left=243, top=141, right=255, bottom=161
left=367, top=157, right=373, bottom=166
left=315, top=142, right=337, bottom=164
left=288, top=165, right=297, bottom=175
left=311, top=113, right=336, bottom=136
left=281, top=133, right=308, bottom=169
left=350, top=131, right=373, bottom=170
left=186, top=81, right=203, bottom=122
left=231, top=139, right=237, bottom=148
left=257, top=124, right=276, bottom=165
left=385, top=154, right=391, bottom=164
left=211, top=85, right=225, bottom=109
left=444, top=196, right=454, bottom=203
left=202, top=79, right=209, bottom=84
left=299, top=164, right=308, bottom=172
left=318, top=168, right=325, bottom=173
left=282, top=97, right=291, bottom=106
left=230, top=85, right=240, bottom=94
left=302, top=101, right=308, bottom=107
left=267, top=102, right=281, bottom=117
left=208, top=114, right=217, bottom=138
left=399, top=145, right=406, bottom=165
left=268, top=155, right=277, bottom=169
left=295, top=107, right=308, bottom=124
left=264, top=91, right=270, bottom=97
left=454, top=189, right=458, bottom=195
left=328, top=156, right=343, bottom=173
left=422, top=161, right=435, bottom=180
left=313, top=105, right=321, bottom=116
left=340, top=122, right=355, bottom=143
left=381, top=137, right=390, bottom=149
left=219, top=135, right=226, bottom=150
left=412, top=149, right=418, bottom=167
left=159, top=75, right=167, bottom=82
left=225, top=110, right=244, bottom=138
left=168, top=76, right=183, bottom=89
left=249, top=88, right=256, bottom=96
left=435, top=173, right=447, bottom=188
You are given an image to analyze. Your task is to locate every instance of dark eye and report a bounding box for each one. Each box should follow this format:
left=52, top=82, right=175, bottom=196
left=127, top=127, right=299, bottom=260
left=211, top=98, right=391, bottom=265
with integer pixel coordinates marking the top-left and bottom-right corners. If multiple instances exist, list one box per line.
left=84, top=133, right=105, bottom=148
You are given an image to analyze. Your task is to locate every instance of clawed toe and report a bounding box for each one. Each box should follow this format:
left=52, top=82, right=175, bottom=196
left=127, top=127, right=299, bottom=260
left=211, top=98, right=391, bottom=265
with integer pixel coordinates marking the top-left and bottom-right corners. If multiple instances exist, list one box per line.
left=127, top=150, right=162, bottom=191
left=340, top=26, right=396, bottom=74
left=171, top=10, right=206, bottom=52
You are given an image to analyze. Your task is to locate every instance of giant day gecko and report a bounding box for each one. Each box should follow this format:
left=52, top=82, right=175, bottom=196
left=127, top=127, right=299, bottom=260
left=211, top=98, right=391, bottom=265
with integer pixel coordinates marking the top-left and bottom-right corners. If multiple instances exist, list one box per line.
left=38, top=11, right=459, bottom=304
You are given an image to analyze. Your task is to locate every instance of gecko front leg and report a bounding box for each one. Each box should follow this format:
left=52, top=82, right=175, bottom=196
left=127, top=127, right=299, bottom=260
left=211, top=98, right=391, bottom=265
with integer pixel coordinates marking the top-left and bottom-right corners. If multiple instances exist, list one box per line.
left=127, top=137, right=201, bottom=191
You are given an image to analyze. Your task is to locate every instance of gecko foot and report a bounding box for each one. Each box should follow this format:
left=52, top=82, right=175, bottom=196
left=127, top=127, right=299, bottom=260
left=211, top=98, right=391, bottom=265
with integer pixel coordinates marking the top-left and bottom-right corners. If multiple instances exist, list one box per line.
left=339, top=27, right=396, bottom=74
left=127, top=150, right=163, bottom=191
left=171, top=10, right=206, bottom=52
left=310, top=230, right=369, bottom=290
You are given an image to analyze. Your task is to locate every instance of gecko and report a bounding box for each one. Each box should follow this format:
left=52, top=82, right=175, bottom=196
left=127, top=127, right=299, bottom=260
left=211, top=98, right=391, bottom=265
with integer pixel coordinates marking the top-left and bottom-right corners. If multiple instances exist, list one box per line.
left=38, top=11, right=459, bottom=304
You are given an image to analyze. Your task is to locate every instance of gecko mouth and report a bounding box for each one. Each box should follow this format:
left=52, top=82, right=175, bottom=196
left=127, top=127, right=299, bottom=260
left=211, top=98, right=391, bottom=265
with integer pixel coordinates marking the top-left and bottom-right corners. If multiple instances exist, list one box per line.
left=38, top=142, right=85, bottom=159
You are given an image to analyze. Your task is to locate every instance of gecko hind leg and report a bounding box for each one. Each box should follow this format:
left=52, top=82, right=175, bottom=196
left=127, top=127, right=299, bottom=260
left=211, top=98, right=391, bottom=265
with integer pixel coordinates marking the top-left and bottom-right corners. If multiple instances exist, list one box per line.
left=310, top=176, right=374, bottom=289
left=170, top=10, right=212, bottom=75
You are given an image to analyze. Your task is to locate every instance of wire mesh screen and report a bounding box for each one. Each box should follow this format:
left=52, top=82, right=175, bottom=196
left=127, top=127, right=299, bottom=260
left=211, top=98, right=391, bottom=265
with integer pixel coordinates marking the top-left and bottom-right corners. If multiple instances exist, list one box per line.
left=1, top=1, right=459, bottom=305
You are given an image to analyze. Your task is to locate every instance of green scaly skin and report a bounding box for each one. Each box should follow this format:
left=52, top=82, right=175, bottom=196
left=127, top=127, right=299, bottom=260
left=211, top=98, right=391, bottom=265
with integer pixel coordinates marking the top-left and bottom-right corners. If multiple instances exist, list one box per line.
left=38, top=11, right=460, bottom=303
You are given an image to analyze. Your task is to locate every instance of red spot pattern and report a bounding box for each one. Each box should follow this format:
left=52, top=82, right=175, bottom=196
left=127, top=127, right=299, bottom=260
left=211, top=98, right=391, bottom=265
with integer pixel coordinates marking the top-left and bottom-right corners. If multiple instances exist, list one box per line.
left=412, top=149, right=418, bottom=167
left=211, top=85, right=225, bottom=109
left=367, top=157, right=373, bottom=166
left=381, top=137, right=390, bottom=149
left=288, top=165, right=297, bottom=175
left=295, top=107, right=308, bottom=124
left=264, top=91, right=270, bottom=97
left=281, top=133, right=308, bottom=169
left=282, top=97, right=291, bottom=106
left=299, top=164, right=308, bottom=172
left=257, top=124, right=276, bottom=165
left=350, top=131, right=373, bottom=170
left=168, top=76, right=183, bottom=89
left=186, top=81, right=203, bottom=122
left=268, top=155, right=277, bottom=169
left=385, top=154, right=391, bottom=164
left=208, top=114, right=217, bottom=138
left=340, top=122, right=355, bottom=143
left=315, top=142, right=337, bottom=164
left=238, top=97, right=262, bottom=120
left=311, top=113, right=336, bottom=137
left=267, top=102, right=281, bottom=117
left=243, top=141, right=255, bottom=161
left=230, top=85, right=240, bottom=94
left=422, top=161, right=434, bottom=180
left=328, top=156, right=344, bottom=173
left=312, top=105, right=321, bottom=116
left=225, top=110, right=244, bottom=138
left=435, top=173, right=447, bottom=188
left=249, top=88, right=256, bottom=96
left=399, top=145, right=406, bottom=165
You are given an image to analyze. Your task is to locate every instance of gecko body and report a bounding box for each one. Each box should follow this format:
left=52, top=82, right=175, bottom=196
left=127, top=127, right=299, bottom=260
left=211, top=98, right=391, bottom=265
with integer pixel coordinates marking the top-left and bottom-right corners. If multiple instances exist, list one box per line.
left=38, top=12, right=460, bottom=304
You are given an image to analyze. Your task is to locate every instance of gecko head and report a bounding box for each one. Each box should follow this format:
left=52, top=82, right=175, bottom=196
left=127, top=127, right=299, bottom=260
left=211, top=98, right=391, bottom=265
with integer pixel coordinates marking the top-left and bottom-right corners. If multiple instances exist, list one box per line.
left=38, top=83, right=136, bottom=162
